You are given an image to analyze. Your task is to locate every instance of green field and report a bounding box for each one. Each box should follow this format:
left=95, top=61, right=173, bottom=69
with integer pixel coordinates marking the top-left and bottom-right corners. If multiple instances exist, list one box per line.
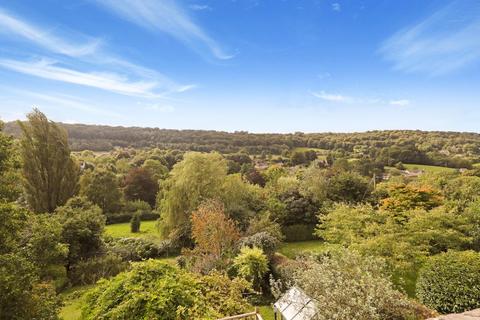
left=278, top=240, right=338, bottom=259
left=105, top=220, right=160, bottom=239
left=60, top=285, right=94, bottom=320
left=402, top=163, right=457, bottom=173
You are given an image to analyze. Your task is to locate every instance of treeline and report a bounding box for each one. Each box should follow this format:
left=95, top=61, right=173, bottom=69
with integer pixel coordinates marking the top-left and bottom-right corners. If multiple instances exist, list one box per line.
left=4, top=122, right=480, bottom=167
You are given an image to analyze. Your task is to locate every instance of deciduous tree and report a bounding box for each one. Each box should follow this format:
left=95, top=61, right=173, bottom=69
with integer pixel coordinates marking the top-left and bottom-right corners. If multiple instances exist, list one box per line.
left=19, top=109, right=79, bottom=212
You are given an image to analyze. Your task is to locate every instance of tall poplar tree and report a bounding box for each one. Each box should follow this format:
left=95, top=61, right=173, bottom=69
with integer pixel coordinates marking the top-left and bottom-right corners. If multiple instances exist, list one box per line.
left=19, top=109, right=79, bottom=213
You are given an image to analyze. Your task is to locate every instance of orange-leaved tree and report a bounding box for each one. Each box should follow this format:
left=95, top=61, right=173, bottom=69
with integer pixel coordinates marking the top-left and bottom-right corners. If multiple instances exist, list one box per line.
left=191, top=200, right=240, bottom=259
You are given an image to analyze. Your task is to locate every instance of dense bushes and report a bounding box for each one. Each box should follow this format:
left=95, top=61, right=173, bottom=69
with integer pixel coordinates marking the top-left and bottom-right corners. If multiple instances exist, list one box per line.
left=68, top=253, right=127, bottom=286
left=106, top=211, right=159, bottom=224
left=82, top=260, right=251, bottom=319
left=233, top=247, right=269, bottom=291
left=0, top=253, right=61, bottom=320
left=294, top=250, right=435, bottom=320
left=239, top=232, right=279, bottom=257
left=106, top=237, right=178, bottom=261
left=416, top=251, right=480, bottom=313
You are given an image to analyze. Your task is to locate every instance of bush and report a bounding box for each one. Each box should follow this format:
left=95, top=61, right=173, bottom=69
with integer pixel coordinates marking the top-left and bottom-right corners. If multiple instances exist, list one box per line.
left=0, top=253, right=61, bottom=320
left=246, top=213, right=285, bottom=242
left=82, top=260, right=251, bottom=319
left=69, top=253, right=127, bottom=286
left=234, top=247, right=269, bottom=291
left=130, top=212, right=141, bottom=233
left=416, top=250, right=480, bottom=313
left=106, top=237, right=178, bottom=261
left=282, top=224, right=316, bottom=241
left=105, top=211, right=159, bottom=224
left=294, top=250, right=435, bottom=320
left=238, top=232, right=279, bottom=257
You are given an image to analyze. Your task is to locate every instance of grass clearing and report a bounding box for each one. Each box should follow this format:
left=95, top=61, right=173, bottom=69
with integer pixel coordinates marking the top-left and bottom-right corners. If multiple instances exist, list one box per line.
left=105, top=220, right=160, bottom=240
left=293, top=147, right=329, bottom=155
left=278, top=240, right=338, bottom=259
left=60, top=285, right=94, bottom=320
left=258, top=305, right=275, bottom=320
left=403, top=163, right=457, bottom=173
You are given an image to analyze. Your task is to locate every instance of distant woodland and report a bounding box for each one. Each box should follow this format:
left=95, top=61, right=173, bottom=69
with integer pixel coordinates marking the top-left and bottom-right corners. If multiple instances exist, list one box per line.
left=4, top=122, right=480, bottom=168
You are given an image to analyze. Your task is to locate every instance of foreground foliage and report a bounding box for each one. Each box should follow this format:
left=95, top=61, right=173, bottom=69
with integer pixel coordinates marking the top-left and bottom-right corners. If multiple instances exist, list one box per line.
left=293, top=250, right=435, bottom=320
left=416, top=250, right=480, bottom=314
left=82, top=260, right=251, bottom=320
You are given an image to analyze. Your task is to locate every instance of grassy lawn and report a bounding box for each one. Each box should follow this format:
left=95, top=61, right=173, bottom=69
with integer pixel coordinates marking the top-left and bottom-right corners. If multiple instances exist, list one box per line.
left=60, top=285, right=94, bottom=320
left=258, top=305, right=275, bottom=320
left=403, top=163, right=457, bottom=173
left=105, top=220, right=160, bottom=240
left=278, top=240, right=338, bottom=259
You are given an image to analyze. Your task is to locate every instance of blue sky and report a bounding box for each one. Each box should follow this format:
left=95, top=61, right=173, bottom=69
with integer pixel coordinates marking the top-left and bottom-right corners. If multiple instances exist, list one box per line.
left=0, top=0, right=479, bottom=133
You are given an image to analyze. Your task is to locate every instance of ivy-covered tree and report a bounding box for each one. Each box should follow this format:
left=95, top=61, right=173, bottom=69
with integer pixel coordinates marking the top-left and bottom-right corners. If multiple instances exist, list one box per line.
left=19, top=109, right=79, bottom=213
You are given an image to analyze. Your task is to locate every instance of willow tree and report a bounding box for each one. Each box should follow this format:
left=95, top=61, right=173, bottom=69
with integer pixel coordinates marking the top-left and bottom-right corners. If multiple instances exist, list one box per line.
left=19, top=109, right=79, bottom=213
left=158, top=152, right=228, bottom=244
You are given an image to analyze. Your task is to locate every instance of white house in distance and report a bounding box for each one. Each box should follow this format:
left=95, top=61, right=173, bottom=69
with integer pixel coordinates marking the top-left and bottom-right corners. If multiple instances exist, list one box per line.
left=273, top=286, right=318, bottom=320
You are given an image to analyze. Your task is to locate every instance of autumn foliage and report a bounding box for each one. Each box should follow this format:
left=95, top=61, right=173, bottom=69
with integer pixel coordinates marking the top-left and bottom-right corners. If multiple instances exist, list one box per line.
left=191, top=200, right=240, bottom=259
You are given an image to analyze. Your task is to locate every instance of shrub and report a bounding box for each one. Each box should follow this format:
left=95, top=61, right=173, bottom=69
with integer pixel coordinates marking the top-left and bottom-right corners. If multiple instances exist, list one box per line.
left=238, top=232, right=279, bottom=257
left=246, top=213, right=285, bottom=242
left=0, top=253, right=61, bottom=320
left=294, top=250, right=435, bottom=320
left=130, top=212, right=141, bottom=233
left=82, top=260, right=251, bottom=319
left=55, top=197, right=105, bottom=270
left=416, top=250, right=480, bottom=313
left=234, top=247, right=269, bottom=291
left=282, top=224, right=316, bottom=241
left=106, top=237, right=178, bottom=261
left=69, top=253, right=127, bottom=286
left=105, top=211, right=159, bottom=224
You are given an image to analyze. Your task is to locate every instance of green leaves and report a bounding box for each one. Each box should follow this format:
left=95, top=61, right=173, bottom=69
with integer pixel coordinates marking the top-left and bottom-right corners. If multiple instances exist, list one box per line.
left=82, top=260, right=251, bottom=319
left=417, top=250, right=480, bottom=313
left=19, top=109, right=79, bottom=213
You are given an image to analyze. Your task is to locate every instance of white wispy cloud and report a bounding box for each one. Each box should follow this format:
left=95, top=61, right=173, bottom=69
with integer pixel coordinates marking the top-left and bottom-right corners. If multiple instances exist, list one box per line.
left=389, top=99, right=410, bottom=106
left=189, top=4, right=211, bottom=11
left=0, top=8, right=195, bottom=98
left=312, top=91, right=411, bottom=106
left=379, top=0, right=480, bottom=75
left=93, top=0, right=233, bottom=60
left=0, top=58, right=181, bottom=98
left=0, top=9, right=101, bottom=57
left=312, top=91, right=353, bottom=103
left=332, top=3, right=341, bottom=12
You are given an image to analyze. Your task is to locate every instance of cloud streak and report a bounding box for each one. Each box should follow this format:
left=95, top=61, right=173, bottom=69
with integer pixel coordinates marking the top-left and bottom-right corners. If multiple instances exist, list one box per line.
left=0, top=58, right=187, bottom=98
left=0, top=8, right=195, bottom=98
left=389, top=99, right=410, bottom=106
left=93, top=0, right=233, bottom=60
left=0, top=9, right=101, bottom=57
left=312, top=91, right=353, bottom=103
left=312, top=91, right=410, bottom=107
left=379, top=0, right=480, bottom=75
